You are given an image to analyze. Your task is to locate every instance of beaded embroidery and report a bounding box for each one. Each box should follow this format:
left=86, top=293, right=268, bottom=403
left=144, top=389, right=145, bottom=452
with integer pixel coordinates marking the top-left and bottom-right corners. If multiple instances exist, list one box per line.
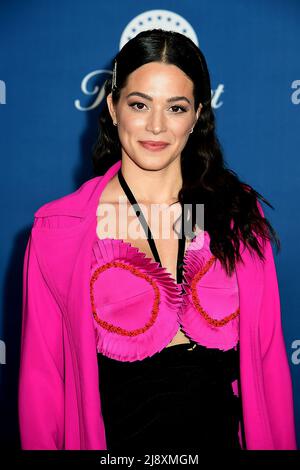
left=90, top=230, right=240, bottom=361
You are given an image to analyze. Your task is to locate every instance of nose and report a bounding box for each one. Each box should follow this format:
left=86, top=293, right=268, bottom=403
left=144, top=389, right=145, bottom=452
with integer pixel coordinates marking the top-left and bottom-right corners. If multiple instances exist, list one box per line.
left=145, top=108, right=167, bottom=134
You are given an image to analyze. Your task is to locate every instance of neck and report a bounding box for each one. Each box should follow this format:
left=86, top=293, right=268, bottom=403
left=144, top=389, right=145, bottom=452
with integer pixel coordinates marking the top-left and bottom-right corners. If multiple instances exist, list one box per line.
left=117, top=156, right=182, bottom=205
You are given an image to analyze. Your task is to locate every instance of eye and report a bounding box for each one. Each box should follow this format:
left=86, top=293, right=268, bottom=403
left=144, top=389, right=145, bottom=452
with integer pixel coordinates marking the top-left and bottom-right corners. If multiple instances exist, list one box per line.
left=170, top=105, right=187, bottom=113
left=128, top=102, right=188, bottom=113
left=128, top=102, right=147, bottom=111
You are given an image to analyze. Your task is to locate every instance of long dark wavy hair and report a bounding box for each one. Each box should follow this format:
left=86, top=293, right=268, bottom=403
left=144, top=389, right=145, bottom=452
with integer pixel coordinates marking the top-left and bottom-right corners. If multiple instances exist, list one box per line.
left=92, top=28, right=280, bottom=276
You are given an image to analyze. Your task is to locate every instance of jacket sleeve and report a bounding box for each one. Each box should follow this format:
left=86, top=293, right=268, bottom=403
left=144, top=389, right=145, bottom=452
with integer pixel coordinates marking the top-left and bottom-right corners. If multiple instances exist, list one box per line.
left=18, top=228, right=65, bottom=450
left=257, top=201, right=298, bottom=450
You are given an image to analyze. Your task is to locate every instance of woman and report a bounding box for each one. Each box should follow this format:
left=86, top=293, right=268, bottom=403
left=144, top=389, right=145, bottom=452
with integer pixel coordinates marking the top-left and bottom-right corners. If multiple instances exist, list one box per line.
left=18, top=29, right=297, bottom=450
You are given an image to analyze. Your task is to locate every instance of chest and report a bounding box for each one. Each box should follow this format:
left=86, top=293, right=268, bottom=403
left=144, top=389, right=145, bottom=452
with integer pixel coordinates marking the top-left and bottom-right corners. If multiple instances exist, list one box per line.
left=96, top=200, right=194, bottom=283
left=91, top=200, right=240, bottom=360
left=96, top=199, right=198, bottom=347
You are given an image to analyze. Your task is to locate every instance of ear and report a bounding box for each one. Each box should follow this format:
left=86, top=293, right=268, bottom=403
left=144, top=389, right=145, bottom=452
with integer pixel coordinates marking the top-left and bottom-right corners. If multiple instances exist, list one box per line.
left=106, top=92, right=117, bottom=124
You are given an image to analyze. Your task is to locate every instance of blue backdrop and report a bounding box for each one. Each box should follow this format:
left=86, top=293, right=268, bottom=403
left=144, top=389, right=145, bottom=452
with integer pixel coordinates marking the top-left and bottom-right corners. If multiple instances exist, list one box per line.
left=0, top=0, right=299, bottom=450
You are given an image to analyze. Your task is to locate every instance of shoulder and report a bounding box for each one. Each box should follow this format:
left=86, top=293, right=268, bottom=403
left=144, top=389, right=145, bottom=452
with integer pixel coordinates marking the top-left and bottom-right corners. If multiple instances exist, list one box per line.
left=33, top=176, right=103, bottom=218
left=32, top=176, right=103, bottom=230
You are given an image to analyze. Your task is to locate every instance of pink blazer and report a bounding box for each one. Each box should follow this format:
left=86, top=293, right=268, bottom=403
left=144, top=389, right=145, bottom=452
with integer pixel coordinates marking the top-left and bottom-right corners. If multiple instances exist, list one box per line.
left=18, top=159, right=297, bottom=450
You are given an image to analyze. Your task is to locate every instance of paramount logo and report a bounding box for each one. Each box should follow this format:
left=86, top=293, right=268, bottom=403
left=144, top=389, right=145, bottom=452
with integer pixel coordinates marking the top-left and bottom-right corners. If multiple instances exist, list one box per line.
left=75, top=9, right=224, bottom=111
left=75, top=70, right=224, bottom=112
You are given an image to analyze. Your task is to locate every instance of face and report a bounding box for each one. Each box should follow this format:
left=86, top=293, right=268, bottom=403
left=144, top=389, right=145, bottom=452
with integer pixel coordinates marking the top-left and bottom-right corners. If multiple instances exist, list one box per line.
left=106, top=62, right=202, bottom=170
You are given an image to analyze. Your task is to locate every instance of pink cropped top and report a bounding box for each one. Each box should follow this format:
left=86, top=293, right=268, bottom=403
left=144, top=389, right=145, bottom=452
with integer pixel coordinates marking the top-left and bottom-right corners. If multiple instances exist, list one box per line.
left=89, top=229, right=240, bottom=362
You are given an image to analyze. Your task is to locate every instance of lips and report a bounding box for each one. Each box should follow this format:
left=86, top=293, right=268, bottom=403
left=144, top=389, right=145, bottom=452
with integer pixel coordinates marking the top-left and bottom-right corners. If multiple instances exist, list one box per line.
left=139, top=141, right=170, bottom=151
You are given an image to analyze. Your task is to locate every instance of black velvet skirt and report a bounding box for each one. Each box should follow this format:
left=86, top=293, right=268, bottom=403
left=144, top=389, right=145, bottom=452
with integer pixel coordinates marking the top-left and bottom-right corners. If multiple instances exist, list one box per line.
left=97, top=341, right=242, bottom=451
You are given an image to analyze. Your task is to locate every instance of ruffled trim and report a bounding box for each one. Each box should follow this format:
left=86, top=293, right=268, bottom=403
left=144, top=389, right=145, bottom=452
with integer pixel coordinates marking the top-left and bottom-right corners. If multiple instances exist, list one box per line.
left=179, top=230, right=240, bottom=351
left=90, top=237, right=182, bottom=362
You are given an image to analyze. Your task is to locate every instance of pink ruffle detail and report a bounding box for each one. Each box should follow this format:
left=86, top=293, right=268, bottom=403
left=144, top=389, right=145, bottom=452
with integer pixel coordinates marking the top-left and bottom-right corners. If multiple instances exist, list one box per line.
left=90, top=237, right=182, bottom=362
left=179, top=230, right=240, bottom=351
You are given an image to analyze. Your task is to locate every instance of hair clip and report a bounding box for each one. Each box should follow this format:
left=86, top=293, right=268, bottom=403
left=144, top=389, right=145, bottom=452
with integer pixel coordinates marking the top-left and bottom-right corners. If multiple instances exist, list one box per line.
left=111, top=59, right=117, bottom=91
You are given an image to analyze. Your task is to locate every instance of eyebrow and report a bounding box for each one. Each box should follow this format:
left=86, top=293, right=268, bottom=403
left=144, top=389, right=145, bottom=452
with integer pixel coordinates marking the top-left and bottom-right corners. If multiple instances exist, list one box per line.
left=126, top=91, right=191, bottom=105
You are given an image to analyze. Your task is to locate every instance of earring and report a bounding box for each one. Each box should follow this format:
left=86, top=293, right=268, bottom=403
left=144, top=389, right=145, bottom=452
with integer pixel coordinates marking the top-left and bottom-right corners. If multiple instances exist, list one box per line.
left=113, top=122, right=118, bottom=126
left=190, top=128, right=194, bottom=134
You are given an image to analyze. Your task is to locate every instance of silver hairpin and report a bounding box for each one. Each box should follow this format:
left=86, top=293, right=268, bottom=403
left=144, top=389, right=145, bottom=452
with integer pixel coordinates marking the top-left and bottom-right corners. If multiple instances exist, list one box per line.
left=111, top=59, right=117, bottom=91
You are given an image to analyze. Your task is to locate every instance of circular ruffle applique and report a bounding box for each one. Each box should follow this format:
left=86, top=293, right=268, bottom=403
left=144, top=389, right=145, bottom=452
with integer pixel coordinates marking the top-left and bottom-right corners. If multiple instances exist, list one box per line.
left=90, top=237, right=182, bottom=362
left=179, top=230, right=240, bottom=351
